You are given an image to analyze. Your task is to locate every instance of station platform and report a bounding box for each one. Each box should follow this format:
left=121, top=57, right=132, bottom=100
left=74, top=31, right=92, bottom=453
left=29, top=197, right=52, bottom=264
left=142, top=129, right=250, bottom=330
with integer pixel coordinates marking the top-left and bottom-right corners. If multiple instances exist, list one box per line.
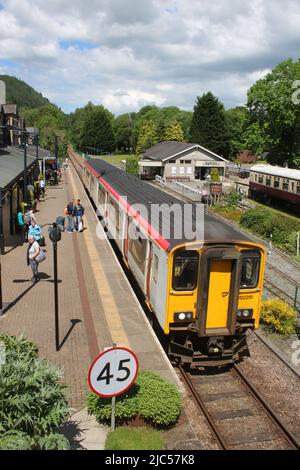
left=0, top=163, right=179, bottom=409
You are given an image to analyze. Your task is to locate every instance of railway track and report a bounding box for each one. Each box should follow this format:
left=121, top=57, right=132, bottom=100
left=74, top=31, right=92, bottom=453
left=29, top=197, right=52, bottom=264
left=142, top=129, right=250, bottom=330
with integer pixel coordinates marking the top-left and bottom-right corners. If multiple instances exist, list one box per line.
left=178, top=364, right=300, bottom=450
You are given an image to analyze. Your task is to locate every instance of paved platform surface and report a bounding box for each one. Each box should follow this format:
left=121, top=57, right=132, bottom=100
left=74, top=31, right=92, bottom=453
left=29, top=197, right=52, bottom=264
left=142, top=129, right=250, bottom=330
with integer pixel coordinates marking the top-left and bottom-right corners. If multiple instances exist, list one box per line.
left=0, top=163, right=179, bottom=410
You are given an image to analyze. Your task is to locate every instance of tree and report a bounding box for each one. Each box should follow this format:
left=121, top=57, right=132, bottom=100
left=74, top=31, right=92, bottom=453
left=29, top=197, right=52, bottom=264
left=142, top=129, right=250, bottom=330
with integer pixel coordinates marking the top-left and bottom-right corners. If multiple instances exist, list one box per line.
left=112, top=113, right=135, bottom=152
left=163, top=121, right=184, bottom=142
left=136, top=120, right=158, bottom=154
left=80, top=105, right=115, bottom=152
left=225, top=106, right=249, bottom=158
left=190, top=92, right=231, bottom=157
left=247, top=58, right=300, bottom=167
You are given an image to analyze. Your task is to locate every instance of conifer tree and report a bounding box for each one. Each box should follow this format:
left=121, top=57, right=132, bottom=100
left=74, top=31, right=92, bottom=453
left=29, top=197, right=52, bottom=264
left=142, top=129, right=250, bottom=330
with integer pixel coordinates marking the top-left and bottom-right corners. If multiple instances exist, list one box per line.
left=136, top=120, right=158, bottom=154
left=164, top=121, right=184, bottom=142
left=190, top=92, right=230, bottom=157
left=81, top=105, right=115, bottom=152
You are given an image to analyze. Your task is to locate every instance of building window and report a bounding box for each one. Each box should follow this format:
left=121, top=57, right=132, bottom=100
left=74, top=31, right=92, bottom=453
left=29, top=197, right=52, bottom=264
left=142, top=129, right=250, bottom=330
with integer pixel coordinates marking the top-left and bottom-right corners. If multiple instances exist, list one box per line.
left=274, top=179, right=280, bottom=188
left=172, top=250, right=199, bottom=291
left=179, top=167, right=185, bottom=175
left=258, top=175, right=264, bottom=184
left=266, top=178, right=271, bottom=186
left=171, top=166, right=177, bottom=175
left=129, top=224, right=147, bottom=273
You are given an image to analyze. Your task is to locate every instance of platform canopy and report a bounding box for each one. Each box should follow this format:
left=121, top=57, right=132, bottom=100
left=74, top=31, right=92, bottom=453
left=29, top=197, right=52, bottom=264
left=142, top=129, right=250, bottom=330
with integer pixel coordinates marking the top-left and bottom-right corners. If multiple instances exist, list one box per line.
left=0, top=147, right=35, bottom=193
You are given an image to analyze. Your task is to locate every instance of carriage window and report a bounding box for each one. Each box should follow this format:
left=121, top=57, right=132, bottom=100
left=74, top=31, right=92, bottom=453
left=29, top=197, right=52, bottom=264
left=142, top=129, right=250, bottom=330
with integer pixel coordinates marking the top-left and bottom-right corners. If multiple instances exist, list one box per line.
left=128, top=224, right=147, bottom=273
left=297, top=183, right=300, bottom=195
left=266, top=178, right=271, bottom=186
left=240, top=250, right=261, bottom=289
left=172, top=250, right=199, bottom=291
left=283, top=182, right=289, bottom=191
left=153, top=255, right=159, bottom=284
left=274, top=179, right=280, bottom=188
left=258, top=175, right=264, bottom=184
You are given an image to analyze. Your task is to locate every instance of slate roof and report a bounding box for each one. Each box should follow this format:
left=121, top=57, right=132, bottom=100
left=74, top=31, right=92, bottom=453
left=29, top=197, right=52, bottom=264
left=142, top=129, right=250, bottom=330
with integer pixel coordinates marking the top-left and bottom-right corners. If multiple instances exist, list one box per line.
left=12, top=145, right=52, bottom=161
left=86, top=158, right=251, bottom=250
left=0, top=147, right=35, bottom=192
left=142, top=141, right=228, bottom=163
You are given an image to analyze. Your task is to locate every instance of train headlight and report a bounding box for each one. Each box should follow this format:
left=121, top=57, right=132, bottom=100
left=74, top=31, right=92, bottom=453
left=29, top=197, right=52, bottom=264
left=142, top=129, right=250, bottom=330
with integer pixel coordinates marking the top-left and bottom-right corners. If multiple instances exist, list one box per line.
left=174, top=312, right=193, bottom=322
left=237, top=309, right=253, bottom=319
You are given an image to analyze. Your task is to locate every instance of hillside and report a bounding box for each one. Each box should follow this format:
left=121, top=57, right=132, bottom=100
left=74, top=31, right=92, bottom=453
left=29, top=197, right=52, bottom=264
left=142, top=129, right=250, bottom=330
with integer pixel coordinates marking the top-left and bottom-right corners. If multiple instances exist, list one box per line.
left=0, top=75, right=50, bottom=109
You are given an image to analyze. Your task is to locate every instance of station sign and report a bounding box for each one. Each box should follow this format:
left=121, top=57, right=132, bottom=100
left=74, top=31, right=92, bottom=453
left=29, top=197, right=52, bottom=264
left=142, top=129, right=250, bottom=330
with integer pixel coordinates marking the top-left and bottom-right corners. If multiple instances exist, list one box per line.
left=88, top=347, right=139, bottom=398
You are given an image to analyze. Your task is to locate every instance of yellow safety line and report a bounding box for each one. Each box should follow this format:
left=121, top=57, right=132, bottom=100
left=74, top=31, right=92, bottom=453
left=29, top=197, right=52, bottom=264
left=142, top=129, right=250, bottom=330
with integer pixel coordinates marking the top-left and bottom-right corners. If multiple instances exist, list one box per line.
left=68, top=166, right=130, bottom=347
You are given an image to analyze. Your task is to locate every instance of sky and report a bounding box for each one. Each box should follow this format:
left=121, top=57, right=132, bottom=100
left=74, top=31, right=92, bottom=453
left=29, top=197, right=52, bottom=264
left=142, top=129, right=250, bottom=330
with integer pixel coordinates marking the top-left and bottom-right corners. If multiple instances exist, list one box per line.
left=0, top=0, right=299, bottom=115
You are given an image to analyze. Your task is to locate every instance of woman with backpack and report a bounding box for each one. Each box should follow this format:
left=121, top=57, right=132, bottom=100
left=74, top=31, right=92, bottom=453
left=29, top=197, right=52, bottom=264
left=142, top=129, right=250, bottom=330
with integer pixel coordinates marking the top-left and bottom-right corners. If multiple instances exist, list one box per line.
left=27, top=235, right=45, bottom=283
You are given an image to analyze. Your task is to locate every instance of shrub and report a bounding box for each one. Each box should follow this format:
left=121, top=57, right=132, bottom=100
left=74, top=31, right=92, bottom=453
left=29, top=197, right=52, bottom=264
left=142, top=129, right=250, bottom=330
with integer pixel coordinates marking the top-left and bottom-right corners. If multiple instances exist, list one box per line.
left=87, top=370, right=181, bottom=427
left=260, top=299, right=297, bottom=336
left=210, top=168, right=220, bottom=182
left=225, top=191, right=243, bottom=208
left=105, top=426, right=164, bottom=450
left=126, top=157, right=139, bottom=176
left=0, top=334, right=71, bottom=450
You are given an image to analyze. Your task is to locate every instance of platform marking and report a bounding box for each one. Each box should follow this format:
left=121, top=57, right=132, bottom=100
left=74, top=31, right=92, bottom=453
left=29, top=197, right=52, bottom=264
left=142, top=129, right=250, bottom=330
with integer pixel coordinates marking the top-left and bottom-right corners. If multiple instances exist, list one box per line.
left=68, top=166, right=130, bottom=347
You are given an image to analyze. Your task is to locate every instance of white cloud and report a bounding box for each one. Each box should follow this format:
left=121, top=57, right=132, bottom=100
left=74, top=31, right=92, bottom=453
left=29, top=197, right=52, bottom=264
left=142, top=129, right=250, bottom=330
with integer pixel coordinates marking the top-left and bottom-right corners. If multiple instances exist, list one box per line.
left=0, top=0, right=299, bottom=114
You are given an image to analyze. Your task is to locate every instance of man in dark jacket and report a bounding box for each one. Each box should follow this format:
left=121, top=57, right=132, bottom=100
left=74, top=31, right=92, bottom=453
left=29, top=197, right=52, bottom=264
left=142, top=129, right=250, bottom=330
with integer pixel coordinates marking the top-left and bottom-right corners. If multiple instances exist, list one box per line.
left=74, top=199, right=85, bottom=232
left=66, top=201, right=74, bottom=232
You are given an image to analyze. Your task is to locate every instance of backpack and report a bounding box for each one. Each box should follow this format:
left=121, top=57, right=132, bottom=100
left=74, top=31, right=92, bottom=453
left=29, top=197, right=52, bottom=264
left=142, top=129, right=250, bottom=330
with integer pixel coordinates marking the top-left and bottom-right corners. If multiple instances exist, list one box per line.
left=23, top=213, right=30, bottom=225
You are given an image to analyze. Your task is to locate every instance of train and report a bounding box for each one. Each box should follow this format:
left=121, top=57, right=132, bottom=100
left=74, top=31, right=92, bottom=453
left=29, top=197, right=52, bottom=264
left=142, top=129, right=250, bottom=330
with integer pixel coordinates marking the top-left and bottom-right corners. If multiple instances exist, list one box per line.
left=70, top=149, right=266, bottom=367
left=249, top=164, right=300, bottom=211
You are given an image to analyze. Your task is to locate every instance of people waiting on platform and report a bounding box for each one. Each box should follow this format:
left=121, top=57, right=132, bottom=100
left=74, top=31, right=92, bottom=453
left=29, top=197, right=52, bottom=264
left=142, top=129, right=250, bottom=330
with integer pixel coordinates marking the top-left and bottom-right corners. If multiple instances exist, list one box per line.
left=65, top=201, right=75, bottom=233
left=17, top=208, right=27, bottom=243
left=28, top=220, right=43, bottom=245
left=27, top=235, right=41, bottom=284
left=73, top=199, right=85, bottom=232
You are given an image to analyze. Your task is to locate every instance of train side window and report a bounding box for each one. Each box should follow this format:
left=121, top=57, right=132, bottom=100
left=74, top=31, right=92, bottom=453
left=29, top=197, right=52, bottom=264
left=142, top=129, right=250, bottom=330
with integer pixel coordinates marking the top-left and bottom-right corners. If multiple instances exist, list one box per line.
left=153, top=254, right=159, bottom=283
left=128, top=224, right=147, bottom=273
left=254, top=173, right=257, bottom=182
left=109, top=197, right=120, bottom=232
left=297, top=183, right=300, bottom=195
left=172, top=250, right=199, bottom=291
left=258, top=175, right=264, bottom=184
left=240, top=250, right=261, bottom=289
left=283, top=182, right=289, bottom=191
left=291, top=182, right=295, bottom=191
left=274, top=178, right=280, bottom=188
left=98, top=186, right=105, bottom=205
left=266, top=178, right=271, bottom=186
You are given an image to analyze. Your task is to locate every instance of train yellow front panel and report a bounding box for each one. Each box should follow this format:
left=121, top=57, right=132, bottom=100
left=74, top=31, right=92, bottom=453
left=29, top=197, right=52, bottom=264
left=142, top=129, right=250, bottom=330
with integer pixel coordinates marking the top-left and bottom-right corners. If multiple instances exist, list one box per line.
left=206, top=260, right=232, bottom=329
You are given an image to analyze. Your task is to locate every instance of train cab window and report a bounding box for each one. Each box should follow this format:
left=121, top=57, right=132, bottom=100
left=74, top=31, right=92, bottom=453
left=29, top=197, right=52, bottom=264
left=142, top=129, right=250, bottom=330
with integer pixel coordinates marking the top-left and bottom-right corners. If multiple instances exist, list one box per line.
left=240, top=250, right=261, bottom=289
left=172, top=250, right=199, bottom=291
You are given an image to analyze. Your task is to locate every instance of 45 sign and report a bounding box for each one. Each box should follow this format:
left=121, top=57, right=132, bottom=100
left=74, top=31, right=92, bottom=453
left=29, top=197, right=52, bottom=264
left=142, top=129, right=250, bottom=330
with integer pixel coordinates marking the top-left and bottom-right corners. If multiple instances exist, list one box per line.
left=88, top=347, right=139, bottom=398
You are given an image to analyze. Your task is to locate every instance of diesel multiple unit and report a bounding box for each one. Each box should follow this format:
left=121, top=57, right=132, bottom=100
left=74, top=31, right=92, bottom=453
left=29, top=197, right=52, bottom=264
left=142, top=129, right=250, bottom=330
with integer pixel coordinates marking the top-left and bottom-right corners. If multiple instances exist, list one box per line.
left=70, top=150, right=266, bottom=367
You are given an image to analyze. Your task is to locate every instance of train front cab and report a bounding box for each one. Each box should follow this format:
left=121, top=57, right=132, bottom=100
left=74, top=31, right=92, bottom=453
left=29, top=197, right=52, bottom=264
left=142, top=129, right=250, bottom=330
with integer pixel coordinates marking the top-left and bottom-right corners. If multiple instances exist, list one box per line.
left=167, top=241, right=266, bottom=367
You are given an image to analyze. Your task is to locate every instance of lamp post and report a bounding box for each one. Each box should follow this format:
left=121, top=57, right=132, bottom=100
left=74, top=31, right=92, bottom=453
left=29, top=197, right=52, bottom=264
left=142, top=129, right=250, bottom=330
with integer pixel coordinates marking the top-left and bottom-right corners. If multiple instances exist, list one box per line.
left=49, top=222, right=62, bottom=351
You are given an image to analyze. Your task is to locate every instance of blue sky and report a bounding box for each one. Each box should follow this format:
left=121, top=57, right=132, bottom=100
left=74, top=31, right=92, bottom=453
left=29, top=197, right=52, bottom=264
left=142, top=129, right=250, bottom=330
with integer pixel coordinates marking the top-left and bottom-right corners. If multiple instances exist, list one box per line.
left=0, top=0, right=300, bottom=115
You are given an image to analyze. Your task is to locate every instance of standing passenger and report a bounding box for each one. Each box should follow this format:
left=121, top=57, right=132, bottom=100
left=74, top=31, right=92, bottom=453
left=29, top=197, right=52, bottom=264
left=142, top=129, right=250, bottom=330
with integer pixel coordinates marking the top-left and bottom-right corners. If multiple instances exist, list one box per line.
left=65, top=201, right=74, bottom=233
left=74, top=199, right=85, bottom=232
left=27, top=235, right=40, bottom=283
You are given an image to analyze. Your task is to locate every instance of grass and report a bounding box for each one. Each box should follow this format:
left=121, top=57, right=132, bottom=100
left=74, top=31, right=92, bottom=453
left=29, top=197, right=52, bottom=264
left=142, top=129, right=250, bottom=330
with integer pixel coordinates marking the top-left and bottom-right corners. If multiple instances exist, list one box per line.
left=96, top=154, right=139, bottom=168
left=105, top=426, right=165, bottom=450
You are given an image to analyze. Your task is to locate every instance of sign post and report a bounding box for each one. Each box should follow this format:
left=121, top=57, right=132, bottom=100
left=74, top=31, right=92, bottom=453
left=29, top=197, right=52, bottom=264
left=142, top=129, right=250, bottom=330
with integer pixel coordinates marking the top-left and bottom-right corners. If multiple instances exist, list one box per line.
left=88, top=346, right=139, bottom=431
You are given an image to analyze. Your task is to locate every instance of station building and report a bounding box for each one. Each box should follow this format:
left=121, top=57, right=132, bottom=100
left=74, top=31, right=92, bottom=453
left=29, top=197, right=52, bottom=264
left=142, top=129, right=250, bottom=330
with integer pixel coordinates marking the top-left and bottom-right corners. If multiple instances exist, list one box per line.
left=139, top=141, right=228, bottom=181
left=0, top=147, right=36, bottom=253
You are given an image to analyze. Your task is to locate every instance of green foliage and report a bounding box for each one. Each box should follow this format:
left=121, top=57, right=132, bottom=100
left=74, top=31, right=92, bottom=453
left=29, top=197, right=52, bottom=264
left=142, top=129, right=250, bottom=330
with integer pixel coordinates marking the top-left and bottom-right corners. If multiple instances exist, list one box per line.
left=210, top=168, right=220, bottom=182
left=224, top=191, right=243, bottom=208
left=87, top=384, right=139, bottom=423
left=225, top=106, right=249, bottom=158
left=163, top=120, right=184, bottom=142
left=0, top=75, right=50, bottom=108
left=105, top=426, right=164, bottom=450
left=126, top=156, right=139, bottom=176
left=0, top=334, right=71, bottom=450
left=70, top=103, right=115, bottom=152
left=240, top=207, right=300, bottom=253
left=38, top=433, right=70, bottom=450
left=136, top=120, right=158, bottom=154
left=247, top=58, right=300, bottom=166
left=87, top=370, right=181, bottom=427
left=136, top=370, right=181, bottom=426
left=190, top=92, right=231, bottom=157
left=0, top=431, right=32, bottom=450
left=261, top=299, right=297, bottom=336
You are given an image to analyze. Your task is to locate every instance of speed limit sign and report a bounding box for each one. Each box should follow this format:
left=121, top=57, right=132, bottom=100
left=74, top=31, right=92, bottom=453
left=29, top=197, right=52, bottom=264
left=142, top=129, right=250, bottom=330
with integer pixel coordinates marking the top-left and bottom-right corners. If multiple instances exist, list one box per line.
left=88, top=347, right=139, bottom=398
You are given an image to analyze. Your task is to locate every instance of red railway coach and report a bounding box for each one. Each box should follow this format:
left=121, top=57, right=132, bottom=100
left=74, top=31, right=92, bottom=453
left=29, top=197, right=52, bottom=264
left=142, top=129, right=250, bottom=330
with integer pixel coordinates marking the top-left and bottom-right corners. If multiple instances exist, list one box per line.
left=69, top=149, right=266, bottom=368
left=249, top=164, right=300, bottom=209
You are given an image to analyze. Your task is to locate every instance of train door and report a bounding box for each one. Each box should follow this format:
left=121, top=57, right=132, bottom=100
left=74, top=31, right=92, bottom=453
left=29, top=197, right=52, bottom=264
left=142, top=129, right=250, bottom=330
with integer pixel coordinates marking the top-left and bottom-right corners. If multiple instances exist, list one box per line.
left=145, top=241, right=153, bottom=302
left=123, top=216, right=129, bottom=263
left=197, top=246, right=241, bottom=336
